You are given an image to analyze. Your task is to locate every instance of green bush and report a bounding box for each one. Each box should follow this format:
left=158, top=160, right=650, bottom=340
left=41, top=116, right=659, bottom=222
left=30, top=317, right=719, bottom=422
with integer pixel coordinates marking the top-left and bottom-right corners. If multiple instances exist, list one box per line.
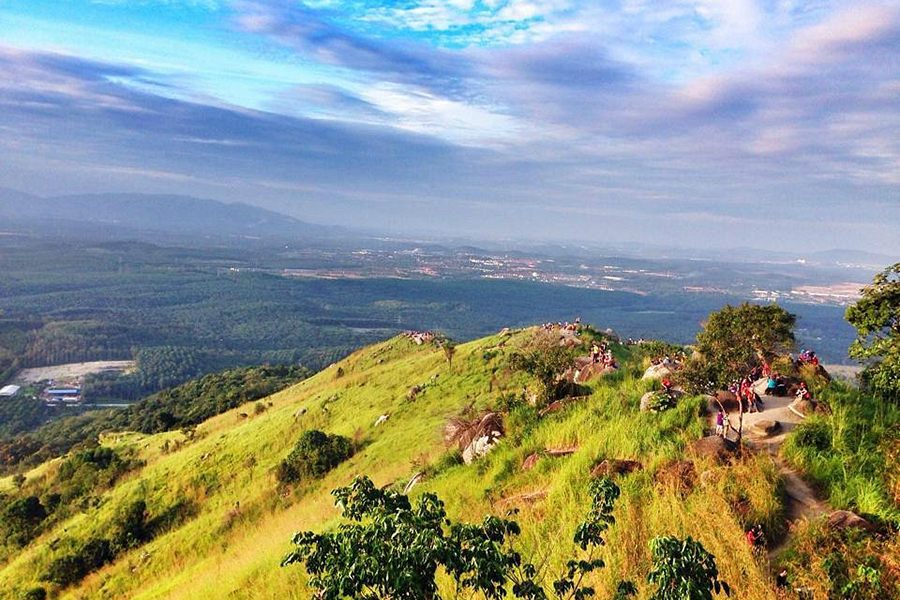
left=276, top=430, right=353, bottom=485
left=111, top=499, right=149, bottom=551
left=41, top=537, right=113, bottom=587
left=20, top=587, right=46, bottom=600
left=793, top=419, right=832, bottom=451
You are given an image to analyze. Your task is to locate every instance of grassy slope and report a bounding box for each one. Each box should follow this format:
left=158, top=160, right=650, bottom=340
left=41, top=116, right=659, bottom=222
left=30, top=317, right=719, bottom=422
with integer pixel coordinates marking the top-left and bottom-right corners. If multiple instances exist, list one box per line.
left=1, top=331, right=783, bottom=600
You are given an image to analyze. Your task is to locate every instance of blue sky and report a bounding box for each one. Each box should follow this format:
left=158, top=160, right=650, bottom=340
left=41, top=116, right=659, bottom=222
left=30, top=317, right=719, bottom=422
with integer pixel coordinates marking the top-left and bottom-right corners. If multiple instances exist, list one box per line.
left=0, top=0, right=898, bottom=252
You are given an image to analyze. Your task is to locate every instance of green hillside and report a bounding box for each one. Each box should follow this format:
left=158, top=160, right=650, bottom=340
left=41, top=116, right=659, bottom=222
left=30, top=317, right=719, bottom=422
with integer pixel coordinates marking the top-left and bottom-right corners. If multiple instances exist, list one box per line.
left=0, top=327, right=896, bottom=599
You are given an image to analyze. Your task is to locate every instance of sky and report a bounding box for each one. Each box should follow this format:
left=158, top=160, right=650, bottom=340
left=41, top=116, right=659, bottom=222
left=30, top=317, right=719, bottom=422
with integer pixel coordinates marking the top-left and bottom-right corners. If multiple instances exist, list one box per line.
left=0, top=0, right=898, bottom=253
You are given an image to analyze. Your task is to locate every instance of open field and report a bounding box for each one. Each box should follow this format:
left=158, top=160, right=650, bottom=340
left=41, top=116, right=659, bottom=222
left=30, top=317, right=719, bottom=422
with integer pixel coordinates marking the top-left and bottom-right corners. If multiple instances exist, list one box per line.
left=13, top=361, right=135, bottom=384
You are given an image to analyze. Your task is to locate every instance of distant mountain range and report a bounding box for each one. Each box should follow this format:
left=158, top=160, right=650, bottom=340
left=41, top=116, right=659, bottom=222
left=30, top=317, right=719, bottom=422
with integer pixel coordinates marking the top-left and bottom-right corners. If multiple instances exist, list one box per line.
left=0, top=188, right=343, bottom=242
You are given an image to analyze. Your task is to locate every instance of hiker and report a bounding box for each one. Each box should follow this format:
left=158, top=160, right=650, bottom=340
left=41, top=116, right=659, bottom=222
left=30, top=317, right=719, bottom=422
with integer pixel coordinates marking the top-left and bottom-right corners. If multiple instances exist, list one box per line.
left=591, top=343, right=601, bottom=363
left=796, top=382, right=812, bottom=401
left=722, top=413, right=731, bottom=438
left=746, top=525, right=766, bottom=548
left=747, top=389, right=759, bottom=413
left=762, top=362, right=772, bottom=378
left=766, top=374, right=778, bottom=395
left=776, top=568, right=788, bottom=589
left=662, top=377, right=673, bottom=394
left=715, top=411, right=725, bottom=437
left=663, top=354, right=672, bottom=366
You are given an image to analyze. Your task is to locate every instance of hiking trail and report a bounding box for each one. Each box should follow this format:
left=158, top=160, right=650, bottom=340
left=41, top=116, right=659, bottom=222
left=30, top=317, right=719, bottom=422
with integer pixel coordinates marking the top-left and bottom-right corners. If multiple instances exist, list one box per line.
left=707, top=389, right=831, bottom=555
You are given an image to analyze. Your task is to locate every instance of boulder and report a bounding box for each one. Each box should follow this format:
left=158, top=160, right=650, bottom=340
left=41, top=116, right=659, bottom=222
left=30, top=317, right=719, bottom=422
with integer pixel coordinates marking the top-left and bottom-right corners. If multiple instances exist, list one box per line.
left=655, top=460, right=696, bottom=493
left=789, top=398, right=817, bottom=418
left=640, top=390, right=682, bottom=412
left=713, top=390, right=741, bottom=411
left=590, top=458, right=642, bottom=479
left=462, top=433, right=501, bottom=464
left=642, top=363, right=674, bottom=380
left=407, top=385, right=422, bottom=401
left=826, top=510, right=874, bottom=532
left=404, top=472, right=425, bottom=494
left=689, top=436, right=734, bottom=463
left=575, top=362, right=615, bottom=383
left=749, top=419, right=781, bottom=437
left=522, top=453, right=541, bottom=472
left=603, top=328, right=621, bottom=343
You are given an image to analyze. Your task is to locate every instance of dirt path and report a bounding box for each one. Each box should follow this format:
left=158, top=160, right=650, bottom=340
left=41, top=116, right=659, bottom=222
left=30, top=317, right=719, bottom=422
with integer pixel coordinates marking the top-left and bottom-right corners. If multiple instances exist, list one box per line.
left=707, top=388, right=831, bottom=553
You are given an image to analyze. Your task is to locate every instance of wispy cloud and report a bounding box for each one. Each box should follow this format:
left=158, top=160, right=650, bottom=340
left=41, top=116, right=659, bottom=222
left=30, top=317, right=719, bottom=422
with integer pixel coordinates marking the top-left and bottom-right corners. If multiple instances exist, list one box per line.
left=0, top=0, right=897, bottom=252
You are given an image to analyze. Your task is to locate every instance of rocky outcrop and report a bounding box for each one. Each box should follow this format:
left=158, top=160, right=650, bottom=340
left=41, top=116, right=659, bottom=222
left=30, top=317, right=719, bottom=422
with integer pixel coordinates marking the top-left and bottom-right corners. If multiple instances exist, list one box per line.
left=590, top=458, right=642, bottom=479
left=462, top=433, right=502, bottom=464
left=749, top=419, right=781, bottom=437
left=689, top=436, right=735, bottom=463
left=789, top=398, right=817, bottom=418
left=640, top=390, right=683, bottom=412
left=826, top=510, right=874, bottom=532
left=522, top=453, right=541, bottom=472
left=404, top=472, right=425, bottom=494
left=642, top=363, right=674, bottom=380
left=575, top=362, right=616, bottom=383
left=452, top=412, right=504, bottom=465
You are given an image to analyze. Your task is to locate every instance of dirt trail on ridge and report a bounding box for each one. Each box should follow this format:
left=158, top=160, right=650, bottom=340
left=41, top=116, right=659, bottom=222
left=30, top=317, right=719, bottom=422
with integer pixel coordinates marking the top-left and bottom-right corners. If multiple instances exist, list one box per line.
left=707, top=389, right=830, bottom=552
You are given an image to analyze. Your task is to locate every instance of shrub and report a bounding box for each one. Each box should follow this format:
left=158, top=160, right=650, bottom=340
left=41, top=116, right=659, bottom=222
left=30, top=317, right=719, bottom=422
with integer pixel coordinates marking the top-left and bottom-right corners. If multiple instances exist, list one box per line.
left=276, top=430, right=353, bottom=485
left=111, top=499, right=149, bottom=551
left=793, top=419, right=832, bottom=451
left=41, top=538, right=112, bottom=587
left=20, top=588, right=46, bottom=600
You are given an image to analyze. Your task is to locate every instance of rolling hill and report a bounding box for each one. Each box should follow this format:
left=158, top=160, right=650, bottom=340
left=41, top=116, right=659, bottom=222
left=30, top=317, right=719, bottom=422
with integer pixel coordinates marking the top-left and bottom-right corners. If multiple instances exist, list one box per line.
left=0, top=189, right=341, bottom=241
left=0, top=327, right=895, bottom=599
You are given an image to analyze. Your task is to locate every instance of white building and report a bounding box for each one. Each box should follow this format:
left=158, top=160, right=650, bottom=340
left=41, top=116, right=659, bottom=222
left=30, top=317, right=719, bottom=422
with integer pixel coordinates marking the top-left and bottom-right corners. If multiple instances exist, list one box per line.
left=0, top=384, right=21, bottom=397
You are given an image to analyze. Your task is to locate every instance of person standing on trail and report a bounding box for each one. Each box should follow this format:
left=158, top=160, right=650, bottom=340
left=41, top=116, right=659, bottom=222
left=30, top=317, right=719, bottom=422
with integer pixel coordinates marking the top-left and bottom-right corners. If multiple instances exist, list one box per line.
left=715, top=411, right=725, bottom=436
left=591, top=343, right=600, bottom=363
left=776, top=568, right=788, bottom=589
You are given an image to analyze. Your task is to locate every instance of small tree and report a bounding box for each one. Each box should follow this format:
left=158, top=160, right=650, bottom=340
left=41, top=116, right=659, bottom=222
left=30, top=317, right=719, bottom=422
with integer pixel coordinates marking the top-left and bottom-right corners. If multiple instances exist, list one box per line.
left=678, top=303, right=796, bottom=445
left=442, top=340, right=458, bottom=372
left=276, top=430, right=353, bottom=485
left=846, top=263, right=900, bottom=402
left=647, top=535, right=730, bottom=600
left=509, top=333, right=577, bottom=405
left=553, top=477, right=620, bottom=600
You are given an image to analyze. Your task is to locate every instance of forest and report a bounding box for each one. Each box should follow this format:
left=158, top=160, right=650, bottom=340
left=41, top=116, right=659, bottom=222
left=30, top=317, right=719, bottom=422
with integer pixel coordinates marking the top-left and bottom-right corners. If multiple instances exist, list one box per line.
left=0, top=237, right=855, bottom=419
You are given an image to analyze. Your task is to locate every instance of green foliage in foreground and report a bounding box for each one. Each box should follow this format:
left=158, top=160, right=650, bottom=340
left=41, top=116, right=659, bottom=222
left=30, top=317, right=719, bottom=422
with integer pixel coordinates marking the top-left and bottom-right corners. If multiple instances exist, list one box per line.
left=284, top=475, right=728, bottom=600
left=846, top=263, right=900, bottom=403
left=647, top=536, right=729, bottom=600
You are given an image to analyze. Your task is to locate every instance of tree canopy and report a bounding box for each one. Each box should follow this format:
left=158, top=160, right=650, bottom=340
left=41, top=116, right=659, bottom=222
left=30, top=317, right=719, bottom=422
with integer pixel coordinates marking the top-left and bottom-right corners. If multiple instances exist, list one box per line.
left=679, top=303, right=796, bottom=394
left=846, top=263, right=900, bottom=402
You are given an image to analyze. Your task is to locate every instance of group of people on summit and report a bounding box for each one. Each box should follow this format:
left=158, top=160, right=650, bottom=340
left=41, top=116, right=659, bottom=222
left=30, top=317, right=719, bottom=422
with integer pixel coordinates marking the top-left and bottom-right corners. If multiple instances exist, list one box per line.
left=590, top=341, right=617, bottom=369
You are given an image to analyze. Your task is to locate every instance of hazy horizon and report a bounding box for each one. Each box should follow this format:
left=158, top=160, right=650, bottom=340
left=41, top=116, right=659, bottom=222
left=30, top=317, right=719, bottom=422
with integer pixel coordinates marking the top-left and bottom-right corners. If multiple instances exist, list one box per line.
left=1, top=1, right=898, bottom=254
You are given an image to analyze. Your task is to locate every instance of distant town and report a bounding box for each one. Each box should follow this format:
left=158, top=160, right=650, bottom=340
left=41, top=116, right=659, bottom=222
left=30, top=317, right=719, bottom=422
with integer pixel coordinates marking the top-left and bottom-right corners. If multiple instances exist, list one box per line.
left=266, top=246, right=869, bottom=307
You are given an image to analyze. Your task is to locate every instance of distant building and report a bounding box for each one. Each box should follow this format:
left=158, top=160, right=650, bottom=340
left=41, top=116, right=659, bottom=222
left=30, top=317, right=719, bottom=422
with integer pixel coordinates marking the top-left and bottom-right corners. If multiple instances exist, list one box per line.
left=0, top=384, right=21, bottom=397
left=46, top=387, right=80, bottom=396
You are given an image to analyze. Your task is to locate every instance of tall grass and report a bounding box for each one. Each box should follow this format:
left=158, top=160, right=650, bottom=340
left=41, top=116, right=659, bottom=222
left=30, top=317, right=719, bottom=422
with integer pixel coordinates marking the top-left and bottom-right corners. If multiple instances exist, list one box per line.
left=783, top=381, right=900, bottom=524
left=0, top=330, right=807, bottom=599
